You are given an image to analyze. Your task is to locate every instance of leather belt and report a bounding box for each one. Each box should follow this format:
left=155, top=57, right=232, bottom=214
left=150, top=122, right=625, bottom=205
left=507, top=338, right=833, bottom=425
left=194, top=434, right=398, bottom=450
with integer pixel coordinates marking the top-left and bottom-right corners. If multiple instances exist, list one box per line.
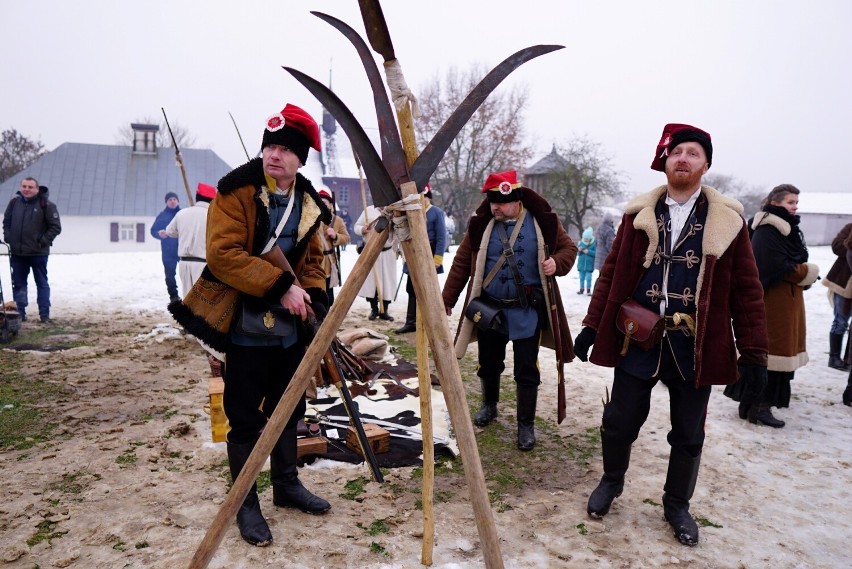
left=179, top=256, right=206, bottom=262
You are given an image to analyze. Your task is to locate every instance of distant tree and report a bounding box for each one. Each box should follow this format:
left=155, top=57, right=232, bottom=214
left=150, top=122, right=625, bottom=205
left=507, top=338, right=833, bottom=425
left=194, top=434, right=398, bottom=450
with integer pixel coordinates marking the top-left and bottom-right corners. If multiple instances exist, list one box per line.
left=703, top=173, right=766, bottom=219
left=414, top=64, right=534, bottom=236
left=0, top=128, right=47, bottom=184
left=114, top=116, right=196, bottom=149
left=537, top=136, right=623, bottom=236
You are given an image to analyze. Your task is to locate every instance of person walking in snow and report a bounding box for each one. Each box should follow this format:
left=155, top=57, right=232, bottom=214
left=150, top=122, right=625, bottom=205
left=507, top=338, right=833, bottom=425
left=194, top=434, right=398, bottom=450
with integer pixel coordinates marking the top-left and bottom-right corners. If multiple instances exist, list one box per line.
left=576, top=226, right=596, bottom=295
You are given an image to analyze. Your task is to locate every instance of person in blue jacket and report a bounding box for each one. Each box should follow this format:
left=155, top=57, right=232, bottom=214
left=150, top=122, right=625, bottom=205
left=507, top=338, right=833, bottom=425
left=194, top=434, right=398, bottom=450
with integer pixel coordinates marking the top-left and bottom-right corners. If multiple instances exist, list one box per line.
left=576, top=226, right=597, bottom=295
left=151, top=192, right=181, bottom=302
left=395, top=185, right=447, bottom=334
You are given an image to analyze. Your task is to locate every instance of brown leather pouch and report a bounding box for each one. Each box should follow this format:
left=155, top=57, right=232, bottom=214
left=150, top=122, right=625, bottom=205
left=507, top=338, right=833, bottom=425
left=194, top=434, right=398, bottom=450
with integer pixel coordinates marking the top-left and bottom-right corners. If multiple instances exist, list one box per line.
left=616, top=299, right=665, bottom=355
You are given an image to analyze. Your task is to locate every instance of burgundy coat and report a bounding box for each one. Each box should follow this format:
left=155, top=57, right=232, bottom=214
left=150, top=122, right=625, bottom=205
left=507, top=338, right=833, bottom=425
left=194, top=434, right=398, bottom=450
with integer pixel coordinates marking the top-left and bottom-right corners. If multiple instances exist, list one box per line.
left=442, top=189, right=577, bottom=361
left=583, top=185, right=768, bottom=387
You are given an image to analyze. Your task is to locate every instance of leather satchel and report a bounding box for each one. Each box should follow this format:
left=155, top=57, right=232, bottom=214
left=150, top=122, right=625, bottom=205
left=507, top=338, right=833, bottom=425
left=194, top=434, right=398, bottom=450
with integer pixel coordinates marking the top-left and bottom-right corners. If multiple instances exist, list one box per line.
left=616, top=299, right=665, bottom=355
left=235, top=295, right=295, bottom=338
left=465, top=296, right=506, bottom=333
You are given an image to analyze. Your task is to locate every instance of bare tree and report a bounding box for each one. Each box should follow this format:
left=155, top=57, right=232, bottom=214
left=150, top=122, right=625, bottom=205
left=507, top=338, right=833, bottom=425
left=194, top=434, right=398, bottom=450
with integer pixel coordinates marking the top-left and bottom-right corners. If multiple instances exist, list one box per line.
left=537, top=136, right=623, bottom=236
left=114, top=116, right=197, bottom=149
left=415, top=64, right=534, bottom=236
left=703, top=173, right=766, bottom=219
left=0, top=128, right=47, bottom=184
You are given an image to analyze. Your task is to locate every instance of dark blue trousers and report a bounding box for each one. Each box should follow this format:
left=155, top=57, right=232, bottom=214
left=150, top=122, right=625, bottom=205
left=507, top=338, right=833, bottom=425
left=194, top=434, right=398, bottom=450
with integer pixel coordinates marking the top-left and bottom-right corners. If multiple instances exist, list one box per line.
left=10, top=254, right=50, bottom=319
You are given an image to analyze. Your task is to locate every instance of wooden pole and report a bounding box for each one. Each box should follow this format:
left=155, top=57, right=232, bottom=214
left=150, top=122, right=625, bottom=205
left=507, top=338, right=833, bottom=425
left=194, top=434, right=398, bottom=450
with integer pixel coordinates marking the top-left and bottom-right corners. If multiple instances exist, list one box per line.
left=186, top=228, right=390, bottom=569
left=397, top=181, right=504, bottom=568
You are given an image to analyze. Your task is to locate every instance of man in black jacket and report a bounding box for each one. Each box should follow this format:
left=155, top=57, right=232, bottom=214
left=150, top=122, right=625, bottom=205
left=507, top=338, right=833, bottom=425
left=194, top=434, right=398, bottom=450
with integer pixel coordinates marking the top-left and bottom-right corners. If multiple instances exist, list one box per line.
left=2, top=177, right=62, bottom=323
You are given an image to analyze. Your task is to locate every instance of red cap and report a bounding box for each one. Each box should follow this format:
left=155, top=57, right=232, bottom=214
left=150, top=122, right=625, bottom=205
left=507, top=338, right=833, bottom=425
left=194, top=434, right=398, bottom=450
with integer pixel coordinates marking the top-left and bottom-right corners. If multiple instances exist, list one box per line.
left=196, top=182, right=217, bottom=200
left=650, top=123, right=713, bottom=172
left=482, top=170, right=523, bottom=203
left=318, top=188, right=333, bottom=201
left=262, top=103, right=321, bottom=164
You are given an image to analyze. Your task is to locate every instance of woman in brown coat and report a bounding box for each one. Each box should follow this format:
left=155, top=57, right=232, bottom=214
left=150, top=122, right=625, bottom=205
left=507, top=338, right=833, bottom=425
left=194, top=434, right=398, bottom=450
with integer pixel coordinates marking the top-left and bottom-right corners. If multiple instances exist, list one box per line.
left=729, top=184, right=819, bottom=427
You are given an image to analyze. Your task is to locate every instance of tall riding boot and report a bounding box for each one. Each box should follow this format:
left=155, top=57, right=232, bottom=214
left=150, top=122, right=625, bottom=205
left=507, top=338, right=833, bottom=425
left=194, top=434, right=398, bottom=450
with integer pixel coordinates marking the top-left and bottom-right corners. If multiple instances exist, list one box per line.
left=368, top=298, right=379, bottom=321
left=227, top=441, right=273, bottom=546
left=662, top=448, right=702, bottom=546
left=473, top=378, right=499, bottom=427
left=748, top=403, right=785, bottom=428
left=394, top=294, right=417, bottom=333
left=271, top=426, right=331, bottom=514
left=587, top=429, right=632, bottom=518
left=829, top=333, right=850, bottom=370
left=843, top=369, right=852, bottom=406
left=378, top=300, right=394, bottom=321
left=516, top=384, right=538, bottom=451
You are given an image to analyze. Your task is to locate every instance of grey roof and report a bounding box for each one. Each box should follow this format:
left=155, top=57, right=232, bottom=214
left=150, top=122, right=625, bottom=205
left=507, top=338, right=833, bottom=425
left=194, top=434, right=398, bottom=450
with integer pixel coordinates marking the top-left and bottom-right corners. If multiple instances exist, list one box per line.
left=524, top=145, right=568, bottom=175
left=0, top=142, right=233, bottom=216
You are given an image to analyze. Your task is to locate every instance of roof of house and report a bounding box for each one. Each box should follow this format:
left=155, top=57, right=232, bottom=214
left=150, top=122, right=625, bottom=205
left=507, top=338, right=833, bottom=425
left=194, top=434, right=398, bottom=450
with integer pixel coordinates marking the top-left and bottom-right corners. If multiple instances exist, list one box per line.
left=796, top=192, right=852, bottom=216
left=523, top=145, right=568, bottom=176
left=0, top=142, right=233, bottom=216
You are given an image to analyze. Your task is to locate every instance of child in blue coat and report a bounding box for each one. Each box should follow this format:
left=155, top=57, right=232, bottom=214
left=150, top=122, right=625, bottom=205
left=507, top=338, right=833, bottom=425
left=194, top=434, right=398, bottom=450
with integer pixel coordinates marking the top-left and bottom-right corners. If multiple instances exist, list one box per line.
left=576, top=226, right=596, bottom=295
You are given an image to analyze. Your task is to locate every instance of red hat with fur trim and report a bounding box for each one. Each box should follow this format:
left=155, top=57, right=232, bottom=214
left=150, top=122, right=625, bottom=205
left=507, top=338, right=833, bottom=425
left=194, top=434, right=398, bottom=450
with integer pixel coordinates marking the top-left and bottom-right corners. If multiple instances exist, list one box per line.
left=482, top=170, right=523, bottom=203
left=651, top=123, right=712, bottom=172
left=318, top=188, right=333, bottom=202
left=196, top=182, right=217, bottom=202
left=261, top=103, right=321, bottom=165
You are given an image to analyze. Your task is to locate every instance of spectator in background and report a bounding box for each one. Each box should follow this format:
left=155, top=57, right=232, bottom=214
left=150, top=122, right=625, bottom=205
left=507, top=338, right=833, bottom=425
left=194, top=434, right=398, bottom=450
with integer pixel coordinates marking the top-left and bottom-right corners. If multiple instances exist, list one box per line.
left=2, top=177, right=62, bottom=323
left=354, top=204, right=397, bottom=321
left=576, top=226, right=596, bottom=295
left=822, top=222, right=852, bottom=373
left=164, top=183, right=217, bottom=297
left=594, top=214, right=616, bottom=280
left=151, top=192, right=181, bottom=302
left=395, top=185, right=446, bottom=334
left=317, top=189, right=350, bottom=306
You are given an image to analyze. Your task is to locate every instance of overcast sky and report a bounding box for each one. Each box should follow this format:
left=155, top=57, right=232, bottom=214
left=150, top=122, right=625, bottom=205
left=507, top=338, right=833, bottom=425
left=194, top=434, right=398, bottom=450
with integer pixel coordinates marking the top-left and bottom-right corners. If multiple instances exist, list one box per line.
left=2, top=0, right=850, bottom=197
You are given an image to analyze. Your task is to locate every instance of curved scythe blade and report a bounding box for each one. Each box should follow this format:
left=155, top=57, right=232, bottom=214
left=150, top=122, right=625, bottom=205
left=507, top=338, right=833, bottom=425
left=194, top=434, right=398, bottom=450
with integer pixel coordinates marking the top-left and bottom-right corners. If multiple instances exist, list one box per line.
left=283, top=66, right=401, bottom=207
left=310, top=11, right=408, bottom=187
left=409, top=44, right=565, bottom=189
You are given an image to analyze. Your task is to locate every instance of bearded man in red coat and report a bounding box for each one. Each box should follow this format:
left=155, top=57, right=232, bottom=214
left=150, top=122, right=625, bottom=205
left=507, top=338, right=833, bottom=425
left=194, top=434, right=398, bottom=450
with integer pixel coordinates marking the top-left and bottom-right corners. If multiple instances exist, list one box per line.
left=572, top=124, right=769, bottom=546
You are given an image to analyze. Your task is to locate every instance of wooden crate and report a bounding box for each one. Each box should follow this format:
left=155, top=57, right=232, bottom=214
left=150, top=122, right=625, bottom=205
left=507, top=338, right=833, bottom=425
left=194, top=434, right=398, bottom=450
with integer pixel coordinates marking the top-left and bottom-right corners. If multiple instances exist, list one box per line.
left=345, top=423, right=390, bottom=457
left=297, top=436, right=328, bottom=458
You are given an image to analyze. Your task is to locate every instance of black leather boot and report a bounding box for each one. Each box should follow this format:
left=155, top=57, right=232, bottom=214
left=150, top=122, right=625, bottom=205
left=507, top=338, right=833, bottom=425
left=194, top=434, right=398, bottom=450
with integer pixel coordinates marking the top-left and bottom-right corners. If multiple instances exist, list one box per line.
left=587, top=430, right=632, bottom=518
left=516, top=384, right=538, bottom=451
left=662, top=449, right=701, bottom=546
left=395, top=293, right=417, bottom=333
left=378, top=300, right=394, bottom=321
left=473, top=378, right=499, bottom=427
left=737, top=401, right=750, bottom=420
left=844, top=371, right=852, bottom=406
left=227, top=441, right=273, bottom=546
left=748, top=404, right=785, bottom=428
left=829, top=333, right=850, bottom=370
left=368, top=298, right=379, bottom=321
left=271, top=427, right=331, bottom=514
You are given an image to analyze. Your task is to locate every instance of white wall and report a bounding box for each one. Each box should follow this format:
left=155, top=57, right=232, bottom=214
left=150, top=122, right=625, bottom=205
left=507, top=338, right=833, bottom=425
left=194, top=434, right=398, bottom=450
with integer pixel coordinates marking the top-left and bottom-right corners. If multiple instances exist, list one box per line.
left=50, top=216, right=161, bottom=254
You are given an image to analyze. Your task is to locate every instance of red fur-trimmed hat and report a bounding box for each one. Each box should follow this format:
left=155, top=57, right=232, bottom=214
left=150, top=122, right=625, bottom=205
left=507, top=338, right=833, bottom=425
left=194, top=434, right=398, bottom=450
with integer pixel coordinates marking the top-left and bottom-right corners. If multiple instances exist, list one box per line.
left=422, top=183, right=433, bottom=200
left=650, top=123, right=712, bottom=172
left=318, top=188, right=333, bottom=201
left=482, top=170, right=523, bottom=203
left=261, top=103, right=321, bottom=165
left=196, top=182, right=217, bottom=202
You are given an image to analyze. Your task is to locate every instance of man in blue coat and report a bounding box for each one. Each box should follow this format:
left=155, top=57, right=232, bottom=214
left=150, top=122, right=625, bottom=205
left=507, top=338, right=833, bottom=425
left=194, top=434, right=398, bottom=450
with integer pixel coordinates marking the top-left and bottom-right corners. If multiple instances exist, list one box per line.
left=151, top=192, right=181, bottom=302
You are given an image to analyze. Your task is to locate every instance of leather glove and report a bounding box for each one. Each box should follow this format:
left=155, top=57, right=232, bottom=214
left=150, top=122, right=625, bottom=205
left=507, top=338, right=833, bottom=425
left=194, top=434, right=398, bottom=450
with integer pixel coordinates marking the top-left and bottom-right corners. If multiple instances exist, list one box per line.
left=573, top=327, right=597, bottom=362
left=737, top=365, right=767, bottom=405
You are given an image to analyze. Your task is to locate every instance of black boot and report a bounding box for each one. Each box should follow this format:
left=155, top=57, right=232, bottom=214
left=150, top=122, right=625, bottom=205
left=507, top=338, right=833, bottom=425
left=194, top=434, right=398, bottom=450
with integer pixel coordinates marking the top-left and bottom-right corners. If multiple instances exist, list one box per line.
left=829, top=333, right=851, bottom=371
left=368, top=299, right=379, bottom=321
left=748, top=404, right=785, bottom=428
left=271, top=427, right=331, bottom=514
left=587, top=430, right=632, bottom=518
left=227, top=441, right=273, bottom=546
left=516, top=384, right=538, bottom=451
left=473, top=378, right=499, bottom=427
left=844, top=371, right=852, bottom=406
left=378, top=300, right=394, bottom=321
left=395, top=295, right=417, bottom=333
left=737, top=401, right=750, bottom=420
left=663, top=449, right=701, bottom=546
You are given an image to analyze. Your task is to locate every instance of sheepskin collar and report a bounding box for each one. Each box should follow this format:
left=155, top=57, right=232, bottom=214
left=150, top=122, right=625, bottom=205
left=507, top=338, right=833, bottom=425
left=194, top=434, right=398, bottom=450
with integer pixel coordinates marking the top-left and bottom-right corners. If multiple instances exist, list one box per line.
left=751, top=210, right=791, bottom=236
left=625, top=184, right=744, bottom=268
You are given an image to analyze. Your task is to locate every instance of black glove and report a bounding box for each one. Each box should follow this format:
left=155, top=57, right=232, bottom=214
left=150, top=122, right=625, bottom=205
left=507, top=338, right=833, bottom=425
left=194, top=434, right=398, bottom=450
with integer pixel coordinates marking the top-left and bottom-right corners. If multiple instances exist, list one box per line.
left=737, top=365, right=767, bottom=405
left=573, top=327, right=597, bottom=362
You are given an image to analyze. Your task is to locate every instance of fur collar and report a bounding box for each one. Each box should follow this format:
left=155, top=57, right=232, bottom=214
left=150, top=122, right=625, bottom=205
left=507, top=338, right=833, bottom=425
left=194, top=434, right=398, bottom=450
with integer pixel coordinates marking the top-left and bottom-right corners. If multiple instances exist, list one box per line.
left=751, top=210, right=791, bottom=236
left=466, top=188, right=562, bottom=248
left=627, top=184, right=744, bottom=268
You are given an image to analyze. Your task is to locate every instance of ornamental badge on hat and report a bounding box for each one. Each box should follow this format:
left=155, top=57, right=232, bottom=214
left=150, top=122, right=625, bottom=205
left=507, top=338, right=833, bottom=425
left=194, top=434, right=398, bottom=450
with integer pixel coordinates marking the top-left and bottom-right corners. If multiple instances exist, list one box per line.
left=499, top=181, right=513, bottom=195
left=266, top=114, right=285, bottom=132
